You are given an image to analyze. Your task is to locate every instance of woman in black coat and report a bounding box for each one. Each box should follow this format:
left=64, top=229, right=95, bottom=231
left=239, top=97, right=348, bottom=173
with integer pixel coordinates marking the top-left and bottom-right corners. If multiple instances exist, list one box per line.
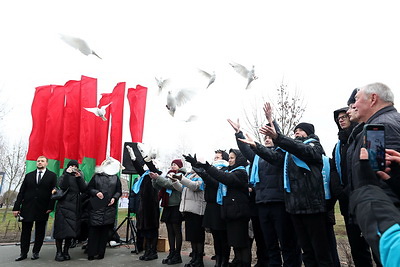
left=126, top=144, right=161, bottom=262
left=52, top=159, right=87, bottom=261
left=86, top=158, right=122, bottom=261
left=186, top=149, right=251, bottom=267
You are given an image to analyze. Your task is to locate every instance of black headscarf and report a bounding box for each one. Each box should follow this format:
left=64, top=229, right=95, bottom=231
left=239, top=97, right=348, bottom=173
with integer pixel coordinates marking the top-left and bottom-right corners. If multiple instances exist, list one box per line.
left=228, top=148, right=248, bottom=171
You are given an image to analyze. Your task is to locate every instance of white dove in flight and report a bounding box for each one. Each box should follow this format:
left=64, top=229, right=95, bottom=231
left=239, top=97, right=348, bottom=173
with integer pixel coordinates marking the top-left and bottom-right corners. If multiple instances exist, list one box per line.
left=166, top=89, right=197, bottom=117
left=60, top=34, right=102, bottom=59
left=83, top=102, right=112, bottom=121
left=155, top=77, right=170, bottom=95
left=198, top=69, right=216, bottom=89
left=229, top=62, right=258, bottom=89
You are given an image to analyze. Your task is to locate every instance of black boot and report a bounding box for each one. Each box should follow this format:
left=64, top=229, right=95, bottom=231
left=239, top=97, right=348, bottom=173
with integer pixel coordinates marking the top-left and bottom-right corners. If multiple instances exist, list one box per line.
left=55, top=252, right=64, bottom=262
left=63, top=247, right=71, bottom=260
left=162, top=249, right=175, bottom=264
left=55, top=239, right=64, bottom=262
left=144, top=239, right=158, bottom=261
left=145, top=248, right=158, bottom=261
left=184, top=251, right=197, bottom=267
left=193, top=252, right=204, bottom=267
left=167, top=250, right=182, bottom=265
left=139, top=242, right=150, bottom=261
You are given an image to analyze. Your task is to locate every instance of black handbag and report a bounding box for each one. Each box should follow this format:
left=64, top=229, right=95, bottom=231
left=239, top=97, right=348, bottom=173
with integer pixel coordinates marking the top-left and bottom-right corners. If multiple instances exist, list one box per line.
left=51, top=188, right=69, bottom=200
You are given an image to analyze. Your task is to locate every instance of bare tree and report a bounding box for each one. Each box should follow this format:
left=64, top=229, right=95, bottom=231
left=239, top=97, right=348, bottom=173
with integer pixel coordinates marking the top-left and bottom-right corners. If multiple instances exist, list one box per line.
left=0, top=140, right=27, bottom=222
left=272, top=83, right=306, bottom=137
left=242, top=81, right=306, bottom=141
left=242, top=96, right=268, bottom=143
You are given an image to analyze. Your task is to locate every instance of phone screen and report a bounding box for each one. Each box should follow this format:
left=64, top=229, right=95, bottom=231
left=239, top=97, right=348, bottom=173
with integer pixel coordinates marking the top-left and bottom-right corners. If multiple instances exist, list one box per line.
left=364, top=125, right=385, bottom=171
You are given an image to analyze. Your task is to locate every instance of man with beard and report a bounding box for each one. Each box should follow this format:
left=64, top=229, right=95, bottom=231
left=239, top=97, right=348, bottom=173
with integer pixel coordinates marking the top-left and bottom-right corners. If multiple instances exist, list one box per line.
left=13, top=156, right=57, bottom=261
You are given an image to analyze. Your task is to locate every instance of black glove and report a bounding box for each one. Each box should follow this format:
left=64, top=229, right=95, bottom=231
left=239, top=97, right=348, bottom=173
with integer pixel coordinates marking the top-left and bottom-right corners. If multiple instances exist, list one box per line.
left=356, top=159, right=381, bottom=188
left=196, top=161, right=211, bottom=170
left=183, top=153, right=198, bottom=166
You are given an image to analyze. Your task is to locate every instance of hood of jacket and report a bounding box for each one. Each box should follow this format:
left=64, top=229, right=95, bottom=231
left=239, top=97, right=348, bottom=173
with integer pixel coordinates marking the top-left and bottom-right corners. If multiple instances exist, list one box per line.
left=228, top=148, right=248, bottom=170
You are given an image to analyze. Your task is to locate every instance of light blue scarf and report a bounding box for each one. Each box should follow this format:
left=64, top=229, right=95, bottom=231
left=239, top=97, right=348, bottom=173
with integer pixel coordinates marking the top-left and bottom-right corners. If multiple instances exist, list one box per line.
left=132, top=170, right=150, bottom=194
left=216, top=166, right=246, bottom=205
left=182, top=173, right=205, bottom=191
left=379, top=223, right=400, bottom=267
left=282, top=138, right=331, bottom=199
left=249, top=155, right=260, bottom=185
left=334, top=140, right=343, bottom=185
left=283, top=152, right=310, bottom=193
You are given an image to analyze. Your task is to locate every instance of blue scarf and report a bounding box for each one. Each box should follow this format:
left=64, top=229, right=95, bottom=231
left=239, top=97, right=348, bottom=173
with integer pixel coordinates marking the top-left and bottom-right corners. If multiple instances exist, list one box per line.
left=182, top=173, right=205, bottom=191
left=379, top=223, right=400, bottom=267
left=283, top=139, right=331, bottom=199
left=334, top=140, right=343, bottom=185
left=166, top=188, right=173, bottom=196
left=249, top=155, right=260, bottom=185
left=283, top=152, right=310, bottom=193
left=216, top=166, right=246, bottom=205
left=132, top=170, right=150, bottom=194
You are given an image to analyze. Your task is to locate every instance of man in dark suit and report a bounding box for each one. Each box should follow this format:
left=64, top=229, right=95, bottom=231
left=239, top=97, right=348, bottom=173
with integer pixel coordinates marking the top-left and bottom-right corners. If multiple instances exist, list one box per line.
left=13, top=156, right=57, bottom=261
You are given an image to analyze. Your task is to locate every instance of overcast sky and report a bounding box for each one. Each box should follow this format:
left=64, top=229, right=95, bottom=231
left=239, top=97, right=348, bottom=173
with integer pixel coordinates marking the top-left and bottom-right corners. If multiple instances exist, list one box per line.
left=1, top=0, right=399, bottom=164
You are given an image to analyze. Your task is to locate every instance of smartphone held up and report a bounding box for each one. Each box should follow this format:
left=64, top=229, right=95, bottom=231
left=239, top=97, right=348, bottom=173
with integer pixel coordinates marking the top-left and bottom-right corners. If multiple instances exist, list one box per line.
left=363, top=124, right=385, bottom=171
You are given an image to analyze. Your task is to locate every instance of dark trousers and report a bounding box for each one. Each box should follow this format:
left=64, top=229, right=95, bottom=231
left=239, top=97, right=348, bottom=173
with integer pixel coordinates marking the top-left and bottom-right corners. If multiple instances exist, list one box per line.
left=326, top=223, right=340, bottom=267
left=258, top=203, right=302, bottom=267
left=87, top=224, right=113, bottom=257
left=249, top=215, right=268, bottom=265
left=345, top=218, right=381, bottom=267
left=20, top=220, right=47, bottom=256
left=211, top=229, right=230, bottom=260
left=291, top=213, right=334, bottom=267
left=340, top=198, right=380, bottom=267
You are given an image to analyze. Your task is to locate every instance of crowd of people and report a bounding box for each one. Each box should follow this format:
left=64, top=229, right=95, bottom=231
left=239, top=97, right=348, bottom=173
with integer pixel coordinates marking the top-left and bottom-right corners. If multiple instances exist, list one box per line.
left=11, top=82, right=400, bottom=267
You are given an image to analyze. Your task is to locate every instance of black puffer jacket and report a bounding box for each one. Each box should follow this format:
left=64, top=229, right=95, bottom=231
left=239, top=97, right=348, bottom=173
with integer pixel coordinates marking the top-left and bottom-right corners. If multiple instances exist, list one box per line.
left=204, top=149, right=250, bottom=220
left=53, top=171, right=87, bottom=239
left=254, top=133, right=326, bottom=214
left=87, top=173, right=122, bottom=226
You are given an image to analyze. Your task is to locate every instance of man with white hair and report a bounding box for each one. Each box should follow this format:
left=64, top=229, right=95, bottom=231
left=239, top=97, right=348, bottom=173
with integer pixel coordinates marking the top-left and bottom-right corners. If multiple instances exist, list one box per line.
left=347, top=82, right=400, bottom=266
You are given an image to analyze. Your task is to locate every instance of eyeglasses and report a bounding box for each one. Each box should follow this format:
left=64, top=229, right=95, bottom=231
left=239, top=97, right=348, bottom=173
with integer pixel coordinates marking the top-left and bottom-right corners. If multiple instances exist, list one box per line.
left=337, top=115, right=349, bottom=121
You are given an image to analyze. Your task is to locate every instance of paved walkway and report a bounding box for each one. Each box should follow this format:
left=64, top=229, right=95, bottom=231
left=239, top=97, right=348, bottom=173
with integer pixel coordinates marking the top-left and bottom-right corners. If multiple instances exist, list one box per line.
left=0, top=242, right=215, bottom=267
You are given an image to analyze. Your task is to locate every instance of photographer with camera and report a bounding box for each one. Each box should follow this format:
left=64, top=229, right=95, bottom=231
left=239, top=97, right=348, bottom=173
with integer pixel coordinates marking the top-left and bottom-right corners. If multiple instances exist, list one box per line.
left=52, top=159, right=87, bottom=261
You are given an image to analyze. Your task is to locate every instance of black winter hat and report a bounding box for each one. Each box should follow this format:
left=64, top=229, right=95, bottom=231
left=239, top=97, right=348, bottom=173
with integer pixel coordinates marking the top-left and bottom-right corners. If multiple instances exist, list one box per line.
left=67, top=160, right=79, bottom=168
left=294, top=122, right=315, bottom=136
left=347, top=88, right=358, bottom=106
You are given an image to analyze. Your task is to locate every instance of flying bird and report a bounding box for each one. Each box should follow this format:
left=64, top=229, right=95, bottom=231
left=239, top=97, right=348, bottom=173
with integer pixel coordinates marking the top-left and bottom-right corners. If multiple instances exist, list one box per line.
left=229, top=62, right=258, bottom=89
left=59, top=34, right=102, bottom=59
left=155, top=77, right=170, bottom=95
left=166, top=89, right=197, bottom=117
left=198, top=69, right=216, bottom=89
left=83, top=102, right=112, bottom=121
left=184, top=115, right=198, bottom=122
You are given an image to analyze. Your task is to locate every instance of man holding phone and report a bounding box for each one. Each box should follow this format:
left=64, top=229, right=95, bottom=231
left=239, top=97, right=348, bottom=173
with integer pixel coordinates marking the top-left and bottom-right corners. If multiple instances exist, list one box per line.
left=347, top=82, right=400, bottom=218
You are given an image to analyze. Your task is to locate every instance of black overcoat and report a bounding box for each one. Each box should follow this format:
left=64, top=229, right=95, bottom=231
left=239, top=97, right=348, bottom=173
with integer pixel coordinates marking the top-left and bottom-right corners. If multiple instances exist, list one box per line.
left=13, top=169, right=57, bottom=222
